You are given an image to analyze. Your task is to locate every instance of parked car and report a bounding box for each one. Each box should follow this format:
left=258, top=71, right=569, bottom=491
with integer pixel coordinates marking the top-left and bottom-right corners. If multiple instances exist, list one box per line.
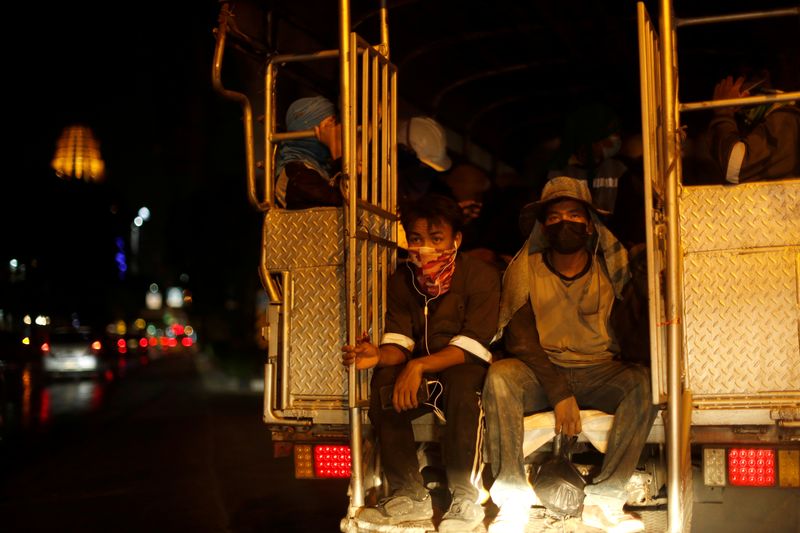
left=41, top=327, right=108, bottom=379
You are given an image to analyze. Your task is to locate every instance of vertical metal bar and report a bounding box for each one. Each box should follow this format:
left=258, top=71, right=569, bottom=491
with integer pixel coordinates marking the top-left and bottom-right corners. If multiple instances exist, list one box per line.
left=339, top=0, right=363, bottom=510
left=371, top=54, right=379, bottom=206
left=370, top=54, right=380, bottom=355
left=281, top=271, right=292, bottom=409
left=381, top=63, right=390, bottom=213
left=390, top=68, right=398, bottom=269
left=361, top=48, right=370, bottom=201
left=638, top=3, right=665, bottom=406
left=659, top=1, right=684, bottom=531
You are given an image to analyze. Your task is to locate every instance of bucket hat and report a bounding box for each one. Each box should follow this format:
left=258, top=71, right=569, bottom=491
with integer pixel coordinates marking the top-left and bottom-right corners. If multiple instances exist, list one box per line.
left=518, top=176, right=609, bottom=236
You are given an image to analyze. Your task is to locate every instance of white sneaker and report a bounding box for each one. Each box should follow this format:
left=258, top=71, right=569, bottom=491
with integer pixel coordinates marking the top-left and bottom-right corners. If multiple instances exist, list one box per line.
left=581, top=503, right=644, bottom=533
left=487, top=502, right=530, bottom=533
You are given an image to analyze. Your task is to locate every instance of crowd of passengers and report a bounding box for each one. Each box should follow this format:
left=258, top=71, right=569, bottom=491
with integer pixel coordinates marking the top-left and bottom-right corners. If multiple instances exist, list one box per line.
left=275, top=70, right=798, bottom=532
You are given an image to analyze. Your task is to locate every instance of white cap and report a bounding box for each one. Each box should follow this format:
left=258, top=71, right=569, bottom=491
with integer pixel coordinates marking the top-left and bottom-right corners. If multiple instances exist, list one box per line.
left=397, top=116, right=452, bottom=172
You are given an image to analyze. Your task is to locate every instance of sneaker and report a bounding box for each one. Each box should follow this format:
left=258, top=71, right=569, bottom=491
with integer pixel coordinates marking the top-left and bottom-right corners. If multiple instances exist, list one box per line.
left=581, top=503, right=644, bottom=533
left=439, top=497, right=485, bottom=532
left=357, top=494, right=433, bottom=525
left=487, top=502, right=530, bottom=533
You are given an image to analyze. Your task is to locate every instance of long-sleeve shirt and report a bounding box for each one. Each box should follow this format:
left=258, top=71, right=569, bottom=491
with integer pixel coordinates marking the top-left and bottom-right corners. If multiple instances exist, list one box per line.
left=380, top=254, right=501, bottom=364
left=709, top=106, right=800, bottom=184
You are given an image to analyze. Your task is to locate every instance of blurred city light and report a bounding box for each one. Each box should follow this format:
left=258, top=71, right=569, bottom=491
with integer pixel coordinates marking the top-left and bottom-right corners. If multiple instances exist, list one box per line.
left=133, top=216, right=144, bottom=227
left=51, top=124, right=105, bottom=182
left=138, top=207, right=151, bottom=221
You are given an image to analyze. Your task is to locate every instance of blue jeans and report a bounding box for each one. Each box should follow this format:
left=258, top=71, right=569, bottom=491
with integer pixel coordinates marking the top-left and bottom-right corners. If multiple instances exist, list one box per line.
left=483, top=358, right=658, bottom=505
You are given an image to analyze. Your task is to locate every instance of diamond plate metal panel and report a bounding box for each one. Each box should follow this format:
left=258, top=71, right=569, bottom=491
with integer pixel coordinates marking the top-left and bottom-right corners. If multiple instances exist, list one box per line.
left=265, top=207, right=395, bottom=409
left=286, top=266, right=348, bottom=406
left=680, top=181, right=800, bottom=253
left=264, top=207, right=343, bottom=269
left=683, top=250, right=800, bottom=397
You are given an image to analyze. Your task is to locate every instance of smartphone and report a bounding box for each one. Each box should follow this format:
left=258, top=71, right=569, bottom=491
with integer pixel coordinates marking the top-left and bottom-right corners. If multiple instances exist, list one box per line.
left=380, top=378, right=429, bottom=410
left=742, top=77, right=767, bottom=94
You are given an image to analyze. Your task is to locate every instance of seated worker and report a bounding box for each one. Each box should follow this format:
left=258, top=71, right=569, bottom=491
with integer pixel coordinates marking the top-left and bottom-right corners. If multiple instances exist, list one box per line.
left=546, top=103, right=628, bottom=216
left=483, top=176, right=656, bottom=533
left=708, top=74, right=800, bottom=184
left=274, top=95, right=345, bottom=209
left=342, top=194, right=501, bottom=532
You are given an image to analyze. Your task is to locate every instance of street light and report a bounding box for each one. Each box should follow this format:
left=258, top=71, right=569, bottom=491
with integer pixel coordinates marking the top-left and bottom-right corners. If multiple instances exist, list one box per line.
left=131, top=206, right=150, bottom=273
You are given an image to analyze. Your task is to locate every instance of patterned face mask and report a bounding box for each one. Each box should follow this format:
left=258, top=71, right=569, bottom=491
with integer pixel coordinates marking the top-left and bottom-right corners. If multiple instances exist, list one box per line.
left=407, top=246, right=458, bottom=297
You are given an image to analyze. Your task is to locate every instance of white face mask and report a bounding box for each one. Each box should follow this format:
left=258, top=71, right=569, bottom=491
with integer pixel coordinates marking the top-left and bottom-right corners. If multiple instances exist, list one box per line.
left=601, top=134, right=622, bottom=160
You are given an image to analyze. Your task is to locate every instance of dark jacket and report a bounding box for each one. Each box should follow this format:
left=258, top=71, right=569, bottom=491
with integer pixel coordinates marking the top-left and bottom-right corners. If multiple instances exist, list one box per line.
left=709, top=105, right=800, bottom=183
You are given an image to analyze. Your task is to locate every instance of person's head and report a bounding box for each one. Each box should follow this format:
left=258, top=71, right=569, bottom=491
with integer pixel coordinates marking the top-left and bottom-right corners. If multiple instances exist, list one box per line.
left=397, top=116, right=452, bottom=172
left=444, top=163, right=491, bottom=203
left=276, top=96, right=338, bottom=182
left=400, top=194, right=463, bottom=252
left=286, top=95, right=336, bottom=132
left=558, top=103, right=622, bottom=166
left=530, top=176, right=604, bottom=254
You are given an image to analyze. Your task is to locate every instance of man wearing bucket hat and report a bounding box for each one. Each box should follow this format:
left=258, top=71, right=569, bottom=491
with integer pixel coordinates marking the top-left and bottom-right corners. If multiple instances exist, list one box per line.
left=483, top=176, right=656, bottom=533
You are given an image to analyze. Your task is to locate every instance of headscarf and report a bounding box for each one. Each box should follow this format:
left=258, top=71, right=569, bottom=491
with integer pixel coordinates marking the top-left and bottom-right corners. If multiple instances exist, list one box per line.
left=275, top=96, right=336, bottom=181
left=496, top=210, right=630, bottom=336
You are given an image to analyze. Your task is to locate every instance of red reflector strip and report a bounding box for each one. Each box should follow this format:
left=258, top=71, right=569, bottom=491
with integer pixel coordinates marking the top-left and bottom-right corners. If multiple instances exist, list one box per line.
left=728, top=448, right=775, bottom=487
left=314, top=445, right=351, bottom=478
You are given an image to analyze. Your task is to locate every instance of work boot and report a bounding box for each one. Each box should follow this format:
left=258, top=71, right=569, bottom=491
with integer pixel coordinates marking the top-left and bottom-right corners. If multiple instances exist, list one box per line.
left=439, top=497, right=485, bottom=532
left=357, top=494, right=433, bottom=526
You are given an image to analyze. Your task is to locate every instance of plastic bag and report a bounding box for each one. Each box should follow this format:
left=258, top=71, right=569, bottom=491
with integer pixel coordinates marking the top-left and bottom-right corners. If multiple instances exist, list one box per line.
left=530, top=433, right=587, bottom=518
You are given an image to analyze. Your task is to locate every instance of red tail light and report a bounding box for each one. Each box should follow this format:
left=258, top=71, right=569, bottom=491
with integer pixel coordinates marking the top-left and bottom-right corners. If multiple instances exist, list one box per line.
left=314, top=445, right=351, bottom=478
left=181, top=337, right=193, bottom=347
left=40, top=342, right=50, bottom=353
left=295, top=444, right=352, bottom=479
left=139, top=338, right=148, bottom=348
left=729, top=448, right=775, bottom=487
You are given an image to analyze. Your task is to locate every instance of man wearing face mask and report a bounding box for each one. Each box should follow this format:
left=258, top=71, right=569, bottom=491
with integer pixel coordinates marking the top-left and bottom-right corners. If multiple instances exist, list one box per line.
left=483, top=177, right=655, bottom=533
left=342, top=194, right=501, bottom=532
left=546, top=103, right=627, bottom=217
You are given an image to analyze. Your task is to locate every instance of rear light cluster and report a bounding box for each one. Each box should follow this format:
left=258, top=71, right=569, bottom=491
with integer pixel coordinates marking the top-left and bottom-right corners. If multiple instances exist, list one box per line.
left=703, top=447, right=800, bottom=488
left=729, top=448, right=774, bottom=486
left=294, top=444, right=351, bottom=479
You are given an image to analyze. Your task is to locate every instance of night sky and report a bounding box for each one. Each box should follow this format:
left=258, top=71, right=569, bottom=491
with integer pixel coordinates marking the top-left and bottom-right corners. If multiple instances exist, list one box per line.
left=3, top=2, right=260, bottom=340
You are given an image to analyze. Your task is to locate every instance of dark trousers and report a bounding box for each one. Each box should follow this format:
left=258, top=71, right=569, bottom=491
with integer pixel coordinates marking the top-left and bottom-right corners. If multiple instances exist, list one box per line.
left=368, top=362, right=486, bottom=502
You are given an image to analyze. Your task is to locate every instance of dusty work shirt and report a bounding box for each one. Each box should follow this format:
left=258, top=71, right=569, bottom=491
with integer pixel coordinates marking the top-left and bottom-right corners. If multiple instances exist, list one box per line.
left=529, top=253, right=618, bottom=367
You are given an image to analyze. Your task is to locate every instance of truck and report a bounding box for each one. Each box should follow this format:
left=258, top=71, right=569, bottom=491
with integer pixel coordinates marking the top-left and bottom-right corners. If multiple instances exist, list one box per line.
left=210, top=1, right=799, bottom=531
